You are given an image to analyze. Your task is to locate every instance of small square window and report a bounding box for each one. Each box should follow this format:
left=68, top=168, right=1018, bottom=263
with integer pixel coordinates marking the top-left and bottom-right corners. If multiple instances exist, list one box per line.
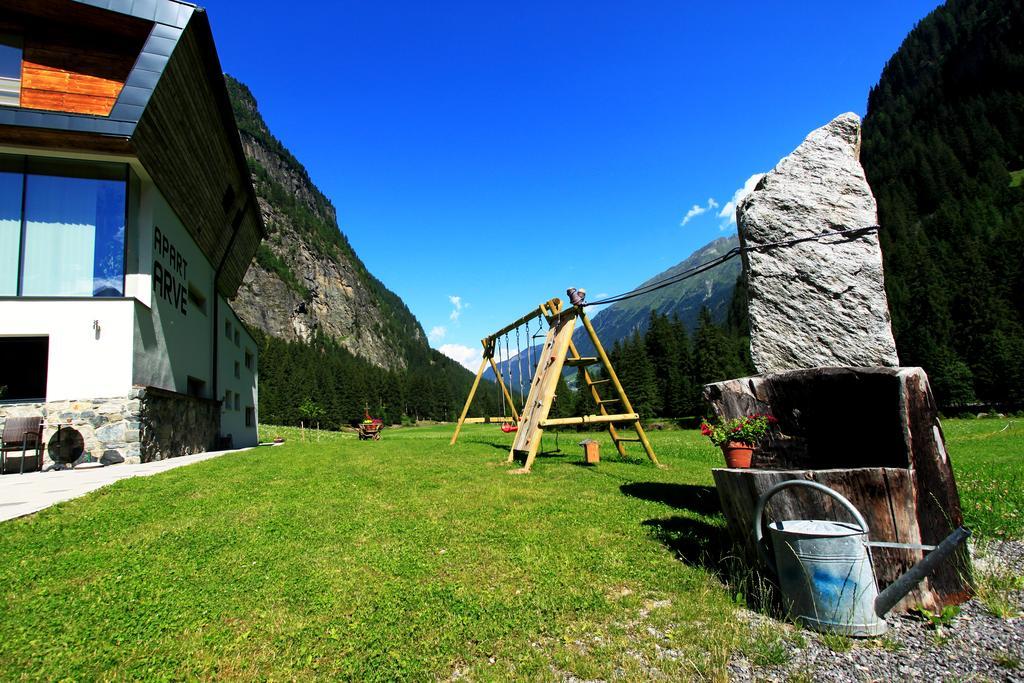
left=233, top=329, right=240, bottom=346
left=233, top=392, right=240, bottom=411
left=233, top=361, right=240, bottom=379
left=244, top=350, right=254, bottom=371
left=224, top=320, right=232, bottom=339
left=245, top=407, right=254, bottom=427
left=186, top=376, right=205, bottom=398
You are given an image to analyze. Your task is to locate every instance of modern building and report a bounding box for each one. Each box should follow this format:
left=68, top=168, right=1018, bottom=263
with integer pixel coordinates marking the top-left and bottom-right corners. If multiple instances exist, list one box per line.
left=0, top=0, right=264, bottom=465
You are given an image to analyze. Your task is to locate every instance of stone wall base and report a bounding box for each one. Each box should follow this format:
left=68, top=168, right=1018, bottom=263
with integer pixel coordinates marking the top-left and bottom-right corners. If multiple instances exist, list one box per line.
left=0, top=385, right=220, bottom=467
left=1, top=394, right=141, bottom=466
left=139, top=386, right=219, bottom=462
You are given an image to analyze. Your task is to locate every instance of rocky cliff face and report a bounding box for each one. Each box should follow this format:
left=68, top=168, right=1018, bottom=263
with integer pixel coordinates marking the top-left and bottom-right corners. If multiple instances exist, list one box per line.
left=225, top=77, right=423, bottom=370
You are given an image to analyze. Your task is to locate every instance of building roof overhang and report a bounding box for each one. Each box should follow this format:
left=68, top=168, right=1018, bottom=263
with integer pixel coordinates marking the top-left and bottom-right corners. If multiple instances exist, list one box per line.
left=0, top=0, right=265, bottom=298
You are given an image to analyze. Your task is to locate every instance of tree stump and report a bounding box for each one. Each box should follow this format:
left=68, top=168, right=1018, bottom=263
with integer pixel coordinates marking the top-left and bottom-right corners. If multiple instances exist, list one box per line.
left=705, top=367, right=972, bottom=612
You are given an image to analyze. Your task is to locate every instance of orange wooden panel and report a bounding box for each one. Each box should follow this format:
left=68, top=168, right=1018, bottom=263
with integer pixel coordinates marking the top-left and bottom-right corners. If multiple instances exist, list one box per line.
left=23, top=64, right=123, bottom=97
left=20, top=64, right=122, bottom=115
left=20, top=89, right=65, bottom=110
left=65, top=74, right=124, bottom=98
left=62, top=92, right=116, bottom=115
left=19, top=41, right=132, bottom=116
left=21, top=65, right=71, bottom=91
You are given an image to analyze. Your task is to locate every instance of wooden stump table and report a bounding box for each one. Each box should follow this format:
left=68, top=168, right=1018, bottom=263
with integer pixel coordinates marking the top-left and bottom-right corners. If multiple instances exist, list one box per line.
left=705, top=367, right=972, bottom=612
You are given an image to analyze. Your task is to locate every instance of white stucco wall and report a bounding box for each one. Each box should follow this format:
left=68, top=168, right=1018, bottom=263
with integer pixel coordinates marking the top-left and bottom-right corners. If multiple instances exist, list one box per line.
left=131, top=179, right=217, bottom=397
left=217, top=298, right=258, bottom=447
left=0, top=298, right=134, bottom=401
left=131, top=178, right=258, bottom=447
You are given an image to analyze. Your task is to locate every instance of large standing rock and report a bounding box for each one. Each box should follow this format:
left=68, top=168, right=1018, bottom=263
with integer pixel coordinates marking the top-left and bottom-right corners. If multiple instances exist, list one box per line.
left=737, top=113, right=899, bottom=373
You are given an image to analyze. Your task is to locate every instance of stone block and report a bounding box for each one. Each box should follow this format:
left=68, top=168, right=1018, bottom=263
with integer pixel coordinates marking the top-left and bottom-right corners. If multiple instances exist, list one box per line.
left=100, top=450, right=125, bottom=465
left=737, top=113, right=899, bottom=373
left=95, top=421, right=127, bottom=443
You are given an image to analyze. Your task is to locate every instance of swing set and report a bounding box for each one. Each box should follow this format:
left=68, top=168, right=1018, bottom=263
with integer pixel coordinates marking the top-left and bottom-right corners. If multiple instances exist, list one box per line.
left=450, top=289, right=660, bottom=473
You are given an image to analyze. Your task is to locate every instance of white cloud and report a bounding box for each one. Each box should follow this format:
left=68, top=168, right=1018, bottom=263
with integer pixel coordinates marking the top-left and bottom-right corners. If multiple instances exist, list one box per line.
left=717, top=174, right=766, bottom=230
left=439, top=343, right=482, bottom=371
left=448, top=295, right=466, bottom=321
left=428, top=326, right=447, bottom=342
left=679, top=197, right=719, bottom=227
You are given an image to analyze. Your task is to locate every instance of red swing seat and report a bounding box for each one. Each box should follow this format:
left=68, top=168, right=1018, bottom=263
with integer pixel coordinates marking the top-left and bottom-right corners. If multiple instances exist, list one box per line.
left=501, top=422, right=518, bottom=433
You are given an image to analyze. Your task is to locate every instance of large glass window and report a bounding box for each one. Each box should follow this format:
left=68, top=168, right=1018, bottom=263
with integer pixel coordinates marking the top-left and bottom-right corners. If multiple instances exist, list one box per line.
left=0, top=155, right=126, bottom=298
left=0, top=168, right=21, bottom=295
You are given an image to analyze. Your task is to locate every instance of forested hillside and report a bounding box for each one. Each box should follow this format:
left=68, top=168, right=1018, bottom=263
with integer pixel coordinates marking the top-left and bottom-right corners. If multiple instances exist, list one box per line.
left=225, top=77, right=498, bottom=425
left=593, top=308, right=752, bottom=421
left=862, top=0, right=1024, bottom=406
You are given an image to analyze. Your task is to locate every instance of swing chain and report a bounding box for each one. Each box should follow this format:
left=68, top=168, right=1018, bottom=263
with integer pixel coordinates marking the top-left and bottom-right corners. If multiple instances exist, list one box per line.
left=525, top=318, right=534, bottom=388
left=504, top=334, right=514, bottom=414
left=515, top=326, right=524, bottom=405
left=497, top=336, right=505, bottom=420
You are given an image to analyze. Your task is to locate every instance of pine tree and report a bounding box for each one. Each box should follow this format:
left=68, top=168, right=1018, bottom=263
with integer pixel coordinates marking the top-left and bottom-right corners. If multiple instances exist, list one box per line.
left=669, top=314, right=698, bottom=417
left=861, top=0, right=1024, bottom=408
left=693, top=307, right=743, bottom=386
left=644, top=311, right=680, bottom=417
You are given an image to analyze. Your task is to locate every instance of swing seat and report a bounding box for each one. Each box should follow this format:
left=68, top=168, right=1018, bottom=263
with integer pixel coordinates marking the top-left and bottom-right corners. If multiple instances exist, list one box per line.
left=501, top=422, right=518, bottom=433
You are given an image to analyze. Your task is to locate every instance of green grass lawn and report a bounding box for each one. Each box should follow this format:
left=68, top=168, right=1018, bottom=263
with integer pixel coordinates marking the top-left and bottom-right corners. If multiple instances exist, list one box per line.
left=0, top=418, right=1019, bottom=680
left=943, top=416, right=1023, bottom=538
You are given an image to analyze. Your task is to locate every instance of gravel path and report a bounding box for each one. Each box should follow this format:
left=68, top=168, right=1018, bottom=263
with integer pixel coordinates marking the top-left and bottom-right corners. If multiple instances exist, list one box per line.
left=729, top=541, right=1024, bottom=682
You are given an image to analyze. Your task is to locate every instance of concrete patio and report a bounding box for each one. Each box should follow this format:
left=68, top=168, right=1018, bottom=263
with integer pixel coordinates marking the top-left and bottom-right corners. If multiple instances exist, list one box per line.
left=0, top=447, right=255, bottom=523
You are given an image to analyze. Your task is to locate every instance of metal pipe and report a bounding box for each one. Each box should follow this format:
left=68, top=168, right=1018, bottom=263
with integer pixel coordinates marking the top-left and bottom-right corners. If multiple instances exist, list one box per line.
left=874, top=526, right=971, bottom=617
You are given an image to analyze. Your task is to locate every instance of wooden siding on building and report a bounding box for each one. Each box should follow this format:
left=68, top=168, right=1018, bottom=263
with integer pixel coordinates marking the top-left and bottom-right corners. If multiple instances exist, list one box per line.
left=133, top=14, right=263, bottom=298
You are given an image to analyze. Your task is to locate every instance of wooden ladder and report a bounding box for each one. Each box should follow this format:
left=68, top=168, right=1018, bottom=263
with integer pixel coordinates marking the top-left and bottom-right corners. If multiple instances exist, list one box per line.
left=508, top=301, right=660, bottom=473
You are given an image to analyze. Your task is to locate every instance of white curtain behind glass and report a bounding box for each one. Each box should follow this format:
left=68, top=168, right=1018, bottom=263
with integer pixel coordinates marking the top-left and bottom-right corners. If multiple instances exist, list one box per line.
left=22, top=175, right=98, bottom=297
left=0, top=172, right=19, bottom=295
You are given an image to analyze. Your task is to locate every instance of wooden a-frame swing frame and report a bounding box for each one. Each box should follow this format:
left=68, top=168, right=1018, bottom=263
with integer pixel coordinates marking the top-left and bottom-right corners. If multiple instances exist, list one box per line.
left=450, top=296, right=660, bottom=473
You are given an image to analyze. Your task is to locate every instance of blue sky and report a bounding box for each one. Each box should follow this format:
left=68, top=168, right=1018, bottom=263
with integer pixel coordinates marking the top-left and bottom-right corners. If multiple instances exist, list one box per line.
left=201, top=0, right=942, bottom=369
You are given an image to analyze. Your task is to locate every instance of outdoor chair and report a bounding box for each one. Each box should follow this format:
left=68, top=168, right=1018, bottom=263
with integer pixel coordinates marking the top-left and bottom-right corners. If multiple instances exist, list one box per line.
left=1, top=416, right=45, bottom=474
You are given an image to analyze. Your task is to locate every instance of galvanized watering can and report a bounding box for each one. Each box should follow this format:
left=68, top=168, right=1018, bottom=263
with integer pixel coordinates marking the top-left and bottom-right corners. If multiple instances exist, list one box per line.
left=754, top=480, right=970, bottom=636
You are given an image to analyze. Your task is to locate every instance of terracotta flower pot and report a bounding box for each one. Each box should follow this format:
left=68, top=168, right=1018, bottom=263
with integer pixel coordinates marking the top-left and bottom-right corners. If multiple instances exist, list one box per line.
left=722, top=441, right=754, bottom=468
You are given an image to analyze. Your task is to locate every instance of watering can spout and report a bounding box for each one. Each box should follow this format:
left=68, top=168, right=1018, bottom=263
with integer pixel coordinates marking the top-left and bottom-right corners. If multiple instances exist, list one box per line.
left=874, top=526, right=971, bottom=617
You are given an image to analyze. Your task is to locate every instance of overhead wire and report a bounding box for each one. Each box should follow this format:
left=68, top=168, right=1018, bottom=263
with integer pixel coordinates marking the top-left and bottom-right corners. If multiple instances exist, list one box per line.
left=582, top=225, right=881, bottom=308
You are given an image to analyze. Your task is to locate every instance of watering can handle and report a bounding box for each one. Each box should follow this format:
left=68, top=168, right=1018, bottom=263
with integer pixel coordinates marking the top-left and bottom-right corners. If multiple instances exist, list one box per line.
left=753, top=479, right=871, bottom=575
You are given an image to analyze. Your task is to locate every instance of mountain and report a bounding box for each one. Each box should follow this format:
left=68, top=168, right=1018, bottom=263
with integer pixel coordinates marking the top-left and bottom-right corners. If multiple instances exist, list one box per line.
left=571, top=235, right=740, bottom=357
left=861, top=0, right=1024, bottom=405
left=226, top=76, right=424, bottom=371
left=223, top=76, right=497, bottom=425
